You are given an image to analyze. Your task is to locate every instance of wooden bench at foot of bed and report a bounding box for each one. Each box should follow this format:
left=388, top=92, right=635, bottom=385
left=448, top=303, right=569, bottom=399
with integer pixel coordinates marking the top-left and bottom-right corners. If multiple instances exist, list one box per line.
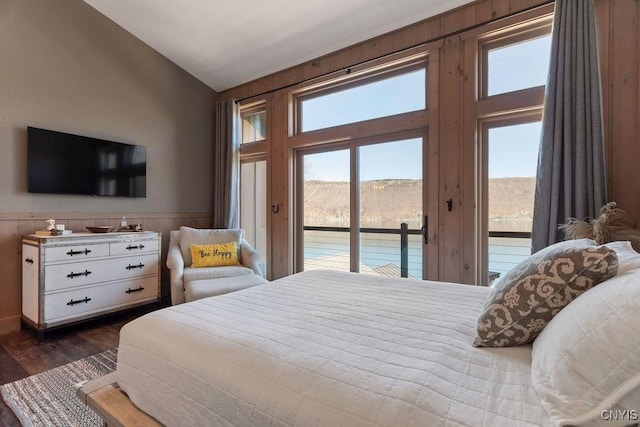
left=76, top=372, right=161, bottom=427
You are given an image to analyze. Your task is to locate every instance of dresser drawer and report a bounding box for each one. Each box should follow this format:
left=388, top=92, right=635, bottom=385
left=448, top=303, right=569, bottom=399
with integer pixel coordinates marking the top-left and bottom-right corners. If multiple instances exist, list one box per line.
left=44, top=243, right=110, bottom=263
left=44, top=253, right=159, bottom=292
left=44, top=276, right=158, bottom=323
left=110, top=239, right=159, bottom=256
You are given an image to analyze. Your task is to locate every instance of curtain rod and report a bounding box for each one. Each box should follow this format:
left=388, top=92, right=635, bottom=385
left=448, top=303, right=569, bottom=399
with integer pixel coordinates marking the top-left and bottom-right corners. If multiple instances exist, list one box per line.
left=234, top=0, right=555, bottom=103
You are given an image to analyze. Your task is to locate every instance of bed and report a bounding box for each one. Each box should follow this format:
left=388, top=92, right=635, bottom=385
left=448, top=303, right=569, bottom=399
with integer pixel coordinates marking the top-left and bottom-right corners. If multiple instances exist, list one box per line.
left=109, top=269, right=550, bottom=426
left=78, top=235, right=640, bottom=426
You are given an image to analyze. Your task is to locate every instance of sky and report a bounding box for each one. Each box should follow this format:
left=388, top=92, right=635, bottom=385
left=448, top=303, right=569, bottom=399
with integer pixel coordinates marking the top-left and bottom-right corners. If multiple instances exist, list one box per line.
left=303, top=34, right=552, bottom=182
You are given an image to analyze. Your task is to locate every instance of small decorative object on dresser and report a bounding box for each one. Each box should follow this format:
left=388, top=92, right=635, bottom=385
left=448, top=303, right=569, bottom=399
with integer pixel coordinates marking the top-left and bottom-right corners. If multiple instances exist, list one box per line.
left=21, top=230, right=161, bottom=342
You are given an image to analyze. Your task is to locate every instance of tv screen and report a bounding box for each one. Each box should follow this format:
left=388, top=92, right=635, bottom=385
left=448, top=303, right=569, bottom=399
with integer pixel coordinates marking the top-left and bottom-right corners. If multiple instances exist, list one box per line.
left=27, top=127, right=146, bottom=197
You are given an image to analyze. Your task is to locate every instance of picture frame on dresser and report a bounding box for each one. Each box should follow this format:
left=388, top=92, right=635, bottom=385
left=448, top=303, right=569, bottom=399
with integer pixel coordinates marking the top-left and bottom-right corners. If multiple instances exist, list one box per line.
left=21, top=231, right=161, bottom=343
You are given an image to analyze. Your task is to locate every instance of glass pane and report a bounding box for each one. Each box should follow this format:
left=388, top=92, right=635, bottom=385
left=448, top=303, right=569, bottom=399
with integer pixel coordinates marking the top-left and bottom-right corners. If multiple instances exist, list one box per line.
left=240, top=160, right=267, bottom=275
left=487, top=122, right=540, bottom=232
left=487, top=34, right=552, bottom=96
left=303, top=150, right=350, bottom=272
left=359, top=139, right=422, bottom=278
left=487, top=121, right=540, bottom=284
left=301, top=68, right=425, bottom=132
left=241, top=110, right=266, bottom=144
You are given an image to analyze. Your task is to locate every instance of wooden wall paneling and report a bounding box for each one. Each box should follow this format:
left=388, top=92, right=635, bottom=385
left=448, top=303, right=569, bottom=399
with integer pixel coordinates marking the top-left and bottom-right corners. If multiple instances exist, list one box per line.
left=269, top=91, right=291, bottom=279
left=426, top=48, right=441, bottom=281
left=469, top=1, right=494, bottom=26
left=461, top=5, right=478, bottom=30
left=0, top=221, right=20, bottom=334
left=264, top=95, right=274, bottom=280
left=594, top=0, right=612, bottom=202
left=461, top=36, right=479, bottom=285
left=66, top=219, right=84, bottom=233
left=607, top=0, right=640, bottom=223
left=439, top=35, right=464, bottom=283
left=492, top=0, right=512, bottom=18
left=444, top=5, right=464, bottom=35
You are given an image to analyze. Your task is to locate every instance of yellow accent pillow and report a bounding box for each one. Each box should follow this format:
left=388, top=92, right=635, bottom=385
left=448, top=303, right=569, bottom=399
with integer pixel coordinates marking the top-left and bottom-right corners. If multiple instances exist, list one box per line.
left=190, top=242, right=239, bottom=268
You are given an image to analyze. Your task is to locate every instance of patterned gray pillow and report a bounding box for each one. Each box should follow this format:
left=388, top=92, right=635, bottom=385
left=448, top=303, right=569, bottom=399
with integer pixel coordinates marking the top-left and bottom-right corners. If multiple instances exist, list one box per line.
left=474, top=239, right=618, bottom=347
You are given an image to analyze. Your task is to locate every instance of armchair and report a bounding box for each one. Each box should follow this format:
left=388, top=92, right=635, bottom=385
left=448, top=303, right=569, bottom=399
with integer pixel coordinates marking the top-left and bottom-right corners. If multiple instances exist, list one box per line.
left=166, top=226, right=263, bottom=305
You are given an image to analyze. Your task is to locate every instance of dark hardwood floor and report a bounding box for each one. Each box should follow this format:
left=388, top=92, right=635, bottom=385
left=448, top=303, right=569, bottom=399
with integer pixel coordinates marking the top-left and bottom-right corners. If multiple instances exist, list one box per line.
left=0, top=307, right=155, bottom=426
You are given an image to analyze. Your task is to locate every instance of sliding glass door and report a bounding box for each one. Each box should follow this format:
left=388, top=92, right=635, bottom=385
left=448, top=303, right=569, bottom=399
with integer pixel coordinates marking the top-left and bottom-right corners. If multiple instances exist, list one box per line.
left=359, top=138, right=423, bottom=278
left=298, top=136, right=427, bottom=279
left=301, top=149, right=351, bottom=272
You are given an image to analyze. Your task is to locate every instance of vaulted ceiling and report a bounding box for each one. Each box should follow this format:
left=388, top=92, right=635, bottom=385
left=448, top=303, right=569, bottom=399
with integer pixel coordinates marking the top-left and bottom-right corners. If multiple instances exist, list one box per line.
left=83, top=0, right=476, bottom=92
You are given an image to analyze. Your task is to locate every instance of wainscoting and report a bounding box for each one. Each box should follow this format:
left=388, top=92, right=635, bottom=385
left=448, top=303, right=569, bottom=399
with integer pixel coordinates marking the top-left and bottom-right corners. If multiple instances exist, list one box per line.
left=0, top=212, right=213, bottom=334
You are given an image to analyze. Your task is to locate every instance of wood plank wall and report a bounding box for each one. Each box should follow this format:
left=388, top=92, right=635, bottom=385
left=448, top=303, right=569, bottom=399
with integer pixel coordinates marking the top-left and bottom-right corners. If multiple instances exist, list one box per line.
left=596, top=0, right=640, bottom=224
left=0, top=213, right=213, bottom=334
left=221, top=0, right=640, bottom=283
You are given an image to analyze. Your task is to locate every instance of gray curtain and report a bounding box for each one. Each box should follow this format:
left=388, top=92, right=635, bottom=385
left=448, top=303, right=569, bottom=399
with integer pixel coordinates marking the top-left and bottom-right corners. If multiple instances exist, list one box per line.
left=531, top=0, right=606, bottom=252
left=213, top=99, right=240, bottom=229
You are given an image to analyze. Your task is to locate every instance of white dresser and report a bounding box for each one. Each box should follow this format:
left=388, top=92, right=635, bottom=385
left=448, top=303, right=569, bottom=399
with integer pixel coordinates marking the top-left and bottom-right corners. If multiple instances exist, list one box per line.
left=22, top=231, right=161, bottom=341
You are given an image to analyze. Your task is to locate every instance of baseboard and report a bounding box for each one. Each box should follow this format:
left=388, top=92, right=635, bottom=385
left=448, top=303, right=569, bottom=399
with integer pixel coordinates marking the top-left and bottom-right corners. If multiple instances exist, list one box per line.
left=0, top=315, right=21, bottom=334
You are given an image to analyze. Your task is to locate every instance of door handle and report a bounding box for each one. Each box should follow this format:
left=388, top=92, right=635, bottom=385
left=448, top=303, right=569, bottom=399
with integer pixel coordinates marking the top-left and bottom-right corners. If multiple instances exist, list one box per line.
left=420, top=215, right=428, bottom=245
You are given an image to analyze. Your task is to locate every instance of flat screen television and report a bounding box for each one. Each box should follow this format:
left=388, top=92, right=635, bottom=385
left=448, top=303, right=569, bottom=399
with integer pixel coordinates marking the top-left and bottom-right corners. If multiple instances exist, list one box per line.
left=27, top=127, right=146, bottom=197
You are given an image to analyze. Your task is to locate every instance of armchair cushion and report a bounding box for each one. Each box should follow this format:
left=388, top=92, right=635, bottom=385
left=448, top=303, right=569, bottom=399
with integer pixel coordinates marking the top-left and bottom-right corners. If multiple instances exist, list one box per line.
left=179, top=226, right=243, bottom=266
left=183, top=265, right=254, bottom=283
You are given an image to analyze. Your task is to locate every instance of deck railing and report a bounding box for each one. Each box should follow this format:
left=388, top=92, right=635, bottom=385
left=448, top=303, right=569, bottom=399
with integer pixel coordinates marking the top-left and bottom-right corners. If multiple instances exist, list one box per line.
left=303, top=224, right=422, bottom=278
left=303, top=226, right=532, bottom=284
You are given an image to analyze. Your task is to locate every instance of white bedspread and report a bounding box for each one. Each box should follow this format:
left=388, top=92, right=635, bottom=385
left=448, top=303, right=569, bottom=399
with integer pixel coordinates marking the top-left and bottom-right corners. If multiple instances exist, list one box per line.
left=116, top=270, right=550, bottom=426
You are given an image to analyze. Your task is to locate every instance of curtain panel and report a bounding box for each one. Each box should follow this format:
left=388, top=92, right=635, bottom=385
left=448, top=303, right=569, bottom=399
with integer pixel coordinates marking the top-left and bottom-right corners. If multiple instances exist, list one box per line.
left=531, top=0, right=606, bottom=253
left=213, top=99, right=240, bottom=229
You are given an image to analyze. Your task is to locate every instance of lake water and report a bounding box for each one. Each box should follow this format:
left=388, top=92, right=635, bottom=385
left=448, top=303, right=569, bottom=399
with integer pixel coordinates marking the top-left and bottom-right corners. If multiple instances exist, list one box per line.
left=303, top=230, right=423, bottom=278
left=304, top=230, right=531, bottom=283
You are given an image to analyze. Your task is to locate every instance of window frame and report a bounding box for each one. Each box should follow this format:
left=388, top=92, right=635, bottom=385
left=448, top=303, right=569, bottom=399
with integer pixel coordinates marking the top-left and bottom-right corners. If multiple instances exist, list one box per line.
left=478, top=20, right=553, bottom=100
left=474, top=16, right=552, bottom=286
left=291, top=50, right=429, bottom=137
left=238, top=99, right=270, bottom=276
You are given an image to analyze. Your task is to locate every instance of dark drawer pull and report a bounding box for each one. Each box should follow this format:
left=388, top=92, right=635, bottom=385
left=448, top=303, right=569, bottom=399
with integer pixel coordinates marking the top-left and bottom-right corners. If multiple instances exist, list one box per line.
left=126, top=263, right=145, bottom=270
left=67, top=270, right=92, bottom=278
left=126, top=244, right=145, bottom=251
left=67, top=297, right=91, bottom=306
left=67, top=249, right=92, bottom=256
left=25, top=258, right=34, bottom=264
left=125, top=286, right=145, bottom=294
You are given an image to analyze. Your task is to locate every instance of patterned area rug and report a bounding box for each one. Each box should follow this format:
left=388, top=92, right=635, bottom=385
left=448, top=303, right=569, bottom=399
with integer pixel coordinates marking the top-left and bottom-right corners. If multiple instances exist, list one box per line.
left=0, top=349, right=117, bottom=427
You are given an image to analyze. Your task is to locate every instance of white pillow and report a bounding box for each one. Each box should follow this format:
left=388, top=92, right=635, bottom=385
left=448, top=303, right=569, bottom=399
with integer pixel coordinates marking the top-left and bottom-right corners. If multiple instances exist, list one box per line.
left=603, top=240, right=640, bottom=275
left=179, top=226, right=243, bottom=266
left=531, top=268, right=640, bottom=427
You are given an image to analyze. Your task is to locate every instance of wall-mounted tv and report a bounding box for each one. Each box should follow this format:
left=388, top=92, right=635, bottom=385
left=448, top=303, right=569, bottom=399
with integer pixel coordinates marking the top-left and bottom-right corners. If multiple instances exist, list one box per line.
left=27, top=127, right=146, bottom=198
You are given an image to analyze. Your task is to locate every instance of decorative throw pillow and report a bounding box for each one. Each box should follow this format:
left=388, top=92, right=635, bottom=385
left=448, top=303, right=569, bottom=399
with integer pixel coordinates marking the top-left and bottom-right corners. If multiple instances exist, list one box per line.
left=179, top=226, right=243, bottom=266
left=531, top=268, right=640, bottom=427
left=190, top=242, right=239, bottom=268
left=474, top=239, right=618, bottom=347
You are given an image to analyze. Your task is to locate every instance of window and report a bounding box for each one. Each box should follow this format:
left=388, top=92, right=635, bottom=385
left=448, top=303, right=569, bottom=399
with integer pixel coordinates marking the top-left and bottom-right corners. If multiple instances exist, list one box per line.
left=484, top=119, right=540, bottom=282
left=241, top=105, right=266, bottom=144
left=485, top=34, right=552, bottom=97
left=302, top=149, right=351, bottom=272
left=477, top=20, right=551, bottom=285
left=239, top=101, right=268, bottom=275
left=297, top=63, right=426, bottom=133
left=240, top=160, right=267, bottom=275
left=292, top=51, right=431, bottom=279
left=299, top=137, right=426, bottom=278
